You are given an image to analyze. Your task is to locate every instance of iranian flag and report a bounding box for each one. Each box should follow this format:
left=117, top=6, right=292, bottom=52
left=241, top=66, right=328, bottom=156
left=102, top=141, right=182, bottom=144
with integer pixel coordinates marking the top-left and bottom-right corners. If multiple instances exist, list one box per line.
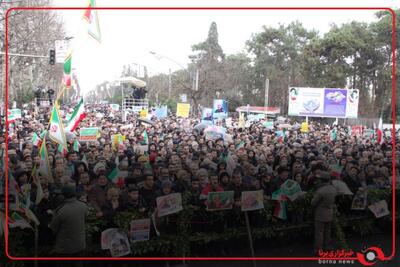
left=48, top=102, right=67, bottom=149
left=142, top=130, right=148, bottom=145
left=63, top=51, right=72, bottom=89
left=236, top=141, right=245, bottom=151
left=39, top=138, right=53, bottom=181
left=83, top=0, right=101, bottom=43
left=65, top=98, right=86, bottom=132
left=273, top=200, right=287, bottom=220
left=376, top=117, right=384, bottom=145
left=31, top=132, right=42, bottom=147
left=9, top=212, right=32, bottom=230
left=330, top=165, right=343, bottom=178
left=108, top=168, right=124, bottom=188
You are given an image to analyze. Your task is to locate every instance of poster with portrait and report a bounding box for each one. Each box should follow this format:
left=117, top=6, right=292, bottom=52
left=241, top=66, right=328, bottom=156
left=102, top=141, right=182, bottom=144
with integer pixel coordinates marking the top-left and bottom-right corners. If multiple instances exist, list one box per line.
left=156, top=193, right=183, bottom=217
left=206, top=191, right=234, bottom=211
left=129, top=218, right=151, bottom=242
left=351, top=189, right=368, bottom=210
left=212, top=99, right=228, bottom=120
left=101, top=228, right=131, bottom=257
left=201, top=108, right=214, bottom=124
left=288, top=87, right=359, bottom=118
left=368, top=200, right=390, bottom=218
left=241, top=190, right=264, bottom=211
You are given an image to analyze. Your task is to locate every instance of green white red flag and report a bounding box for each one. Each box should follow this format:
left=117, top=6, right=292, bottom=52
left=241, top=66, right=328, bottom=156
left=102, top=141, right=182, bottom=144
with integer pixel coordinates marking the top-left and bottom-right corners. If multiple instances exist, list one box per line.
left=48, top=102, right=67, bottom=149
left=63, top=51, right=72, bottom=89
left=65, top=98, right=86, bottom=132
left=83, top=0, right=101, bottom=43
left=39, top=138, right=53, bottom=182
left=31, top=132, right=42, bottom=147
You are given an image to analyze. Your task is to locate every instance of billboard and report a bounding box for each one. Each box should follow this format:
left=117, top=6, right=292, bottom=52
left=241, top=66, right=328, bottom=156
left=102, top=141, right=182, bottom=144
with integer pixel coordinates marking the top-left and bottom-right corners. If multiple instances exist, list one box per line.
left=288, top=87, right=359, bottom=118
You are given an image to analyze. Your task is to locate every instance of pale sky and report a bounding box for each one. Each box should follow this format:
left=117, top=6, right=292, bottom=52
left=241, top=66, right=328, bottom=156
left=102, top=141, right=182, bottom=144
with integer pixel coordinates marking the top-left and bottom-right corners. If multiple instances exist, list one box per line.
left=49, top=0, right=399, bottom=94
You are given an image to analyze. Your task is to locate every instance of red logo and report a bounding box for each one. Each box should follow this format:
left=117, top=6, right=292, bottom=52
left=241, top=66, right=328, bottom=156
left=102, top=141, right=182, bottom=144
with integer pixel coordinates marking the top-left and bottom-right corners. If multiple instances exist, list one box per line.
left=356, top=247, right=385, bottom=266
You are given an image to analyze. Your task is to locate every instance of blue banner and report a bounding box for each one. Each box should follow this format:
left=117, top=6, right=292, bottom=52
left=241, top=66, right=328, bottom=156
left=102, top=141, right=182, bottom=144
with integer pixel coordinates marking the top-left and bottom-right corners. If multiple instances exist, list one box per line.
left=155, top=106, right=168, bottom=118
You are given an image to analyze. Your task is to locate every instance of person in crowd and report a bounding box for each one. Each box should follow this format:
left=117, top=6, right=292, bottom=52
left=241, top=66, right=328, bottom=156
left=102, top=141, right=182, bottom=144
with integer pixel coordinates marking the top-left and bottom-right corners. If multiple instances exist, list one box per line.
left=311, top=171, right=338, bottom=254
left=49, top=185, right=88, bottom=259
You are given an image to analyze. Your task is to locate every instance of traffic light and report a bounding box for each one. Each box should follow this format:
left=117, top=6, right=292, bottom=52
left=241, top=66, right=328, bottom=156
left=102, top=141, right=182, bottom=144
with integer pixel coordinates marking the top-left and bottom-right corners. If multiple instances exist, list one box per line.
left=49, top=49, right=55, bottom=65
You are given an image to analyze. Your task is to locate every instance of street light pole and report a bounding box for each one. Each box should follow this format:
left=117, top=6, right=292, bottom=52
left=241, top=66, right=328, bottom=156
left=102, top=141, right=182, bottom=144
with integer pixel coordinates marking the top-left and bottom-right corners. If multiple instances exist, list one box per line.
left=168, top=68, right=171, bottom=99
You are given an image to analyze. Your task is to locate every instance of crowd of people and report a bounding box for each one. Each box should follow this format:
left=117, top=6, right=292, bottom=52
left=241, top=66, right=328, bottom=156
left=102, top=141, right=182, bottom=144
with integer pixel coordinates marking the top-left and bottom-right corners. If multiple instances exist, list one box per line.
left=1, top=102, right=398, bottom=257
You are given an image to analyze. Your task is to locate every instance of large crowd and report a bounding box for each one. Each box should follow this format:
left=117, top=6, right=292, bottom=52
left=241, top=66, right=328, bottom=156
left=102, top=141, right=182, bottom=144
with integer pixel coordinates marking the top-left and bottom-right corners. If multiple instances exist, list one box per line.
left=1, top=102, right=399, bottom=257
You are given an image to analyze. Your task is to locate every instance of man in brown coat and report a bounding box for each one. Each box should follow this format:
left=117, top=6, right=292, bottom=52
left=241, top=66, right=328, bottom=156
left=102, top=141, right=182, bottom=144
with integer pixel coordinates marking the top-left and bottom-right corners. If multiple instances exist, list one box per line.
left=311, top=171, right=337, bottom=253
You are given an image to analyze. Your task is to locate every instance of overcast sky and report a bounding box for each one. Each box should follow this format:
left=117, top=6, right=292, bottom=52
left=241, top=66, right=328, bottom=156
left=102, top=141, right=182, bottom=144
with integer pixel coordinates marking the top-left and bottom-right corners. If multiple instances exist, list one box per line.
left=50, top=0, right=399, bottom=94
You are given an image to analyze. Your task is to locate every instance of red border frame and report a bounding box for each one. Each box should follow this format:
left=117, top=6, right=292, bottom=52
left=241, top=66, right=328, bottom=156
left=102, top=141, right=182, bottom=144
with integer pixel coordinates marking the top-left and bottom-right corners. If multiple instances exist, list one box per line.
left=3, top=6, right=397, bottom=264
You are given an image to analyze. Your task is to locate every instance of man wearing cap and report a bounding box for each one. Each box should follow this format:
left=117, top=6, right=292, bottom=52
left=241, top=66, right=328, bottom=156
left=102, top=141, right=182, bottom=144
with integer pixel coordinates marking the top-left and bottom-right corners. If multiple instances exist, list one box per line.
left=311, top=171, right=337, bottom=254
left=49, top=185, right=88, bottom=260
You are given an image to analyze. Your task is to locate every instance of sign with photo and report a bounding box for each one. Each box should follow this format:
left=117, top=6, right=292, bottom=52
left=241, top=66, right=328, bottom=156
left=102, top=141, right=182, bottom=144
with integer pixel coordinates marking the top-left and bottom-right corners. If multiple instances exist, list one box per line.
left=129, top=218, right=151, bottom=242
left=206, top=191, right=234, bottom=211
left=156, top=193, right=183, bottom=217
left=201, top=108, right=213, bottom=124
left=288, top=87, right=359, bottom=118
left=241, top=190, right=264, bottom=211
left=351, top=189, right=368, bottom=210
left=368, top=200, right=390, bottom=218
left=212, top=99, right=228, bottom=120
left=101, top=228, right=131, bottom=257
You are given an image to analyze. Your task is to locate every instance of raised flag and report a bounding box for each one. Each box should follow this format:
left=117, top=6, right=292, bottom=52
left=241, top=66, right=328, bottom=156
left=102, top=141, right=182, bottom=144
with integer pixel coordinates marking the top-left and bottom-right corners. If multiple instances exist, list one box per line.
left=65, top=98, right=86, bottom=132
left=82, top=154, right=89, bottom=169
left=83, top=0, right=101, bottom=43
left=142, top=130, right=148, bottom=145
left=63, top=51, right=72, bottom=89
left=9, top=212, right=33, bottom=230
left=236, top=141, right=245, bottom=151
left=31, top=132, right=42, bottom=147
left=39, top=138, right=53, bottom=182
left=330, top=128, right=337, bottom=142
left=48, top=102, right=67, bottom=149
left=108, top=168, right=124, bottom=188
left=73, top=140, right=80, bottom=152
left=376, top=116, right=384, bottom=145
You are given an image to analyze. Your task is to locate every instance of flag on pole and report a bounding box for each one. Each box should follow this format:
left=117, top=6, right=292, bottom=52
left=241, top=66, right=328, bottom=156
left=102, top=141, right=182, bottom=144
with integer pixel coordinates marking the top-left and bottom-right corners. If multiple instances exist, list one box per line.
left=330, top=128, right=337, bottom=141
left=73, top=140, right=80, bottom=152
left=58, top=143, right=68, bottom=156
left=39, top=130, right=47, bottom=139
left=141, top=130, right=148, bottom=145
left=83, top=0, right=101, bottom=43
left=376, top=116, right=384, bottom=145
left=48, top=102, right=67, bottom=149
left=9, top=212, right=33, bottom=230
left=108, top=168, right=124, bottom=187
left=82, top=154, right=89, bottom=169
left=236, top=141, right=245, bottom=151
left=31, top=132, right=42, bottom=147
left=65, top=98, right=86, bottom=132
left=63, top=51, right=72, bottom=89
left=39, top=138, right=53, bottom=182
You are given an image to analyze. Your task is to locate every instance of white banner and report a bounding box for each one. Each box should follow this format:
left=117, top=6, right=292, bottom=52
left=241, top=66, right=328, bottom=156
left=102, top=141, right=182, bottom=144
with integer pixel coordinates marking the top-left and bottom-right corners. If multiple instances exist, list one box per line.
left=288, top=87, right=359, bottom=118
